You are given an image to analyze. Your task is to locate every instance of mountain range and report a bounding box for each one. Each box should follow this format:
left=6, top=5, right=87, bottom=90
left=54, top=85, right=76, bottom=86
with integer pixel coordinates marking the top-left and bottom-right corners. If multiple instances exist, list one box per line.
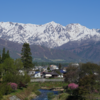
left=0, top=21, right=100, bottom=62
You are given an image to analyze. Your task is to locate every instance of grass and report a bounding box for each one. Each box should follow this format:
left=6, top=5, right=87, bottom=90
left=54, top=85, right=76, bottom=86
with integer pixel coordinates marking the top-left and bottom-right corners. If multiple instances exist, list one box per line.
left=52, top=93, right=69, bottom=100
left=84, top=93, right=100, bottom=100
left=2, top=83, right=39, bottom=100
left=30, top=82, right=67, bottom=90
left=10, top=88, right=24, bottom=95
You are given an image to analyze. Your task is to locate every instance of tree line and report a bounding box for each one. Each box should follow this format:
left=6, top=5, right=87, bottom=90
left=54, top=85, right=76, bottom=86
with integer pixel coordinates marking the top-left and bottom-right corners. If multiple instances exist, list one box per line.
left=0, top=43, right=32, bottom=99
left=64, top=62, right=100, bottom=100
left=0, top=48, right=10, bottom=64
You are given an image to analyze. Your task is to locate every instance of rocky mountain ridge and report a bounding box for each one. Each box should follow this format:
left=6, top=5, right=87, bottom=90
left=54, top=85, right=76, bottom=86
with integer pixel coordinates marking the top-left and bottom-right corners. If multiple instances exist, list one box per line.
left=0, top=21, right=100, bottom=48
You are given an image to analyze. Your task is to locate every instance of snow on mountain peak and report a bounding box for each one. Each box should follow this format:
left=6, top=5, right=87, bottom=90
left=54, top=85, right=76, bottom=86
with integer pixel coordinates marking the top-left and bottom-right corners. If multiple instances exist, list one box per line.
left=0, top=21, right=100, bottom=48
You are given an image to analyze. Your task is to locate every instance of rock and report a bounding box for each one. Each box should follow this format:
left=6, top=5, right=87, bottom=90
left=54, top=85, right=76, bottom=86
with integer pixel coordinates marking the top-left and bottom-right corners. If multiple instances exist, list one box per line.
left=9, top=95, right=20, bottom=100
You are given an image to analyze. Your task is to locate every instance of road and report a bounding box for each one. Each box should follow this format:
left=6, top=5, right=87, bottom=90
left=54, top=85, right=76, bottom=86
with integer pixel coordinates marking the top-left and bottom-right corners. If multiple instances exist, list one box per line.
left=31, top=78, right=64, bottom=82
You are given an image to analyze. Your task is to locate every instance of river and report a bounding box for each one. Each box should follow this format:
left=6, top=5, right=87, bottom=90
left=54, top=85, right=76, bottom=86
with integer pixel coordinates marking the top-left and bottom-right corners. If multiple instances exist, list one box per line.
left=32, top=89, right=59, bottom=100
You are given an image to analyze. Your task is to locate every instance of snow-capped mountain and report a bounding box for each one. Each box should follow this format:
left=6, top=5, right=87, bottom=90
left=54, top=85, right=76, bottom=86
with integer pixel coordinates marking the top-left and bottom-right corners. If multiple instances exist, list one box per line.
left=0, top=21, right=100, bottom=48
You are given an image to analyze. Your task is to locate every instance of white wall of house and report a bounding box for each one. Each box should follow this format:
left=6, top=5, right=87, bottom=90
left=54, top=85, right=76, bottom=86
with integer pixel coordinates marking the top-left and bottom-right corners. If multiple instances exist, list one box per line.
left=42, top=74, right=52, bottom=78
left=58, top=74, right=63, bottom=78
left=45, top=74, right=52, bottom=78
left=34, top=72, right=41, bottom=78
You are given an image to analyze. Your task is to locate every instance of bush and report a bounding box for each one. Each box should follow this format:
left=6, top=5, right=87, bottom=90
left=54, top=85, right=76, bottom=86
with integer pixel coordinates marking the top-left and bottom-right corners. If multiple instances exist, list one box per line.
left=0, top=83, right=12, bottom=95
left=34, top=91, right=41, bottom=95
left=23, top=73, right=30, bottom=84
left=0, top=92, right=3, bottom=99
left=67, top=95, right=85, bottom=100
left=8, top=82, right=18, bottom=90
left=24, top=98, right=28, bottom=100
left=67, top=83, right=78, bottom=95
left=19, top=82, right=26, bottom=88
left=2, top=72, right=30, bottom=88
left=47, top=92, right=55, bottom=100
left=68, top=83, right=78, bottom=90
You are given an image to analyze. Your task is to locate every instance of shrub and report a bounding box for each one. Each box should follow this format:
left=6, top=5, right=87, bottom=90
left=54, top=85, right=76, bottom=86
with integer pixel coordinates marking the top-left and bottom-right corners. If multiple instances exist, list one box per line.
left=68, top=83, right=78, bottom=90
left=23, top=73, right=30, bottom=84
left=24, top=98, right=28, bottom=100
left=19, top=82, right=26, bottom=88
left=0, top=92, right=3, bottom=99
left=35, top=91, right=41, bottom=95
left=8, top=82, right=18, bottom=90
left=47, top=92, right=55, bottom=100
left=94, top=89, right=98, bottom=93
left=0, top=83, right=12, bottom=95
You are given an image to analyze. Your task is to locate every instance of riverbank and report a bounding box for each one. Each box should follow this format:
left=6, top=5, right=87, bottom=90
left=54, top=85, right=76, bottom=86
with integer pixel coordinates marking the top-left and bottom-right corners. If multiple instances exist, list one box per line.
left=33, top=89, right=60, bottom=100
left=41, top=87, right=64, bottom=91
left=52, top=93, right=69, bottom=100
left=2, top=92, right=37, bottom=100
left=1, top=83, right=40, bottom=100
left=1, top=82, right=67, bottom=100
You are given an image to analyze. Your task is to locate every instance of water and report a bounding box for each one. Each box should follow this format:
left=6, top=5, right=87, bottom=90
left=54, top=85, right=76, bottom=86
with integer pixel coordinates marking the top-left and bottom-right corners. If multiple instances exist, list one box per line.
left=32, top=89, right=59, bottom=100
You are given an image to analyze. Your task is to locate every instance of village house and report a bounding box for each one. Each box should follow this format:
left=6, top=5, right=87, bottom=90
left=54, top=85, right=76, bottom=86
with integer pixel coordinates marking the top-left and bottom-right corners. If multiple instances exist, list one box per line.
left=58, top=70, right=66, bottom=78
left=42, top=72, right=59, bottom=78
left=71, top=63, right=79, bottom=67
left=42, top=66, right=48, bottom=72
left=28, top=70, right=35, bottom=76
left=18, top=70, right=25, bottom=76
left=34, top=71, right=41, bottom=78
left=49, top=65, right=59, bottom=70
left=34, top=66, right=39, bottom=70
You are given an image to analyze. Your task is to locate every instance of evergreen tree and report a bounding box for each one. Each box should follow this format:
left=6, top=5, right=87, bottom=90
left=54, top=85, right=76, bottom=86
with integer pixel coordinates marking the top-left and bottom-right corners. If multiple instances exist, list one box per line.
left=2, top=48, right=10, bottom=63
left=21, top=43, right=32, bottom=71
left=2, top=48, right=6, bottom=62
left=6, top=50, right=10, bottom=58
left=47, top=66, right=50, bottom=71
left=0, top=55, right=2, bottom=64
left=58, top=63, right=62, bottom=70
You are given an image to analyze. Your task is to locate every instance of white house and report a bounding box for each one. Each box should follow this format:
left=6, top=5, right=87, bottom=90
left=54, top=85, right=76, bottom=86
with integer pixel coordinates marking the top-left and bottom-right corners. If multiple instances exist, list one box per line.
left=34, top=71, right=41, bottom=78
left=71, top=63, right=79, bottom=67
left=28, top=70, right=35, bottom=76
left=19, top=70, right=25, bottom=76
left=58, top=70, right=66, bottom=78
left=42, top=66, right=48, bottom=72
left=42, top=72, right=59, bottom=78
left=50, top=65, right=59, bottom=70
left=34, top=66, right=39, bottom=70
left=42, top=72, right=52, bottom=78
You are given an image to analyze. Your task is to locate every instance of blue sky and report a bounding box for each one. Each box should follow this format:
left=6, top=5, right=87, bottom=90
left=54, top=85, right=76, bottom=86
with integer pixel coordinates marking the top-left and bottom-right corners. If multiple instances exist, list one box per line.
left=0, top=0, right=100, bottom=29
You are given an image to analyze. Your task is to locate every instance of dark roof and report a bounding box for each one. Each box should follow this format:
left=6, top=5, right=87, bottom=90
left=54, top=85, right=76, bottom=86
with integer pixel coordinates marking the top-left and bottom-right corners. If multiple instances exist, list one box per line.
left=52, top=72, right=59, bottom=76
left=43, top=72, right=59, bottom=76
